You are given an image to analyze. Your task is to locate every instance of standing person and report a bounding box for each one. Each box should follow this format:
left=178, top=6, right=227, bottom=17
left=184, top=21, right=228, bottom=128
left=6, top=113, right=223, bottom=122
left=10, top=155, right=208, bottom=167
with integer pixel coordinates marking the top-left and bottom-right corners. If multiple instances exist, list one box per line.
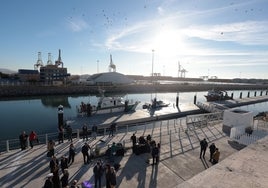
left=60, top=169, right=69, bottom=188
left=212, top=148, right=220, bottom=164
left=109, top=167, right=117, bottom=188
left=47, top=140, right=55, bottom=157
left=130, top=133, right=137, bottom=148
left=93, top=161, right=103, bottom=188
left=109, top=123, right=116, bottom=137
left=105, top=164, right=112, bottom=188
left=19, top=131, right=28, bottom=150
left=82, top=124, right=88, bottom=141
left=92, top=124, right=98, bottom=139
left=29, top=131, right=38, bottom=149
left=81, top=143, right=90, bottom=164
left=199, top=138, right=208, bottom=159
left=60, top=156, right=68, bottom=174
left=50, top=156, right=59, bottom=173
left=209, top=143, right=216, bottom=162
left=66, top=125, right=73, bottom=142
left=151, top=143, right=159, bottom=165
left=68, top=143, right=76, bottom=164
left=44, top=173, right=54, bottom=188
left=58, top=126, right=64, bottom=144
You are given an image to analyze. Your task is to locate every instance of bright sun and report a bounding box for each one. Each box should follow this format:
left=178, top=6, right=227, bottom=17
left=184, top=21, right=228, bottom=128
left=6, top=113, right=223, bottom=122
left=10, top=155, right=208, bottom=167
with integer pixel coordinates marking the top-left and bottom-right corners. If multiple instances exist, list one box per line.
left=152, top=29, right=185, bottom=57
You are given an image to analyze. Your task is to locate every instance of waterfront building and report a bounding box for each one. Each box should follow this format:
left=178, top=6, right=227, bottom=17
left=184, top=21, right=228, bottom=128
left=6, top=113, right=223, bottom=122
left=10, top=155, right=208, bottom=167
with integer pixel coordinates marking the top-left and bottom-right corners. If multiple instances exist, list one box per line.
left=39, top=49, right=70, bottom=85
left=18, top=69, right=40, bottom=82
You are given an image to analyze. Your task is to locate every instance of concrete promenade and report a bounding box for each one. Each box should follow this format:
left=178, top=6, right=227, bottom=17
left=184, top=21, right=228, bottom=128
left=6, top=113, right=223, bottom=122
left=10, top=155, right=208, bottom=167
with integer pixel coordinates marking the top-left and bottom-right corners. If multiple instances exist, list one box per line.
left=0, top=117, right=241, bottom=188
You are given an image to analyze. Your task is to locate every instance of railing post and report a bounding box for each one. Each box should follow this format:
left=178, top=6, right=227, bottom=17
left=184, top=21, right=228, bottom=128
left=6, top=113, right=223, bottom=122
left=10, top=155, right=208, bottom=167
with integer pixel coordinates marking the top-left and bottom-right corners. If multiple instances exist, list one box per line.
left=77, top=129, right=80, bottom=139
left=45, top=134, right=48, bottom=145
left=169, top=130, right=172, bottom=157
left=27, top=138, right=30, bottom=148
left=6, top=140, right=9, bottom=152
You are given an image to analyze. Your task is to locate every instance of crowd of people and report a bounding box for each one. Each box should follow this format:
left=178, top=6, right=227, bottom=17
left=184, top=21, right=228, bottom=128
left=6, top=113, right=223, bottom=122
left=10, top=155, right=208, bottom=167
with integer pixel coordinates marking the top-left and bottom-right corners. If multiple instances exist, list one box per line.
left=18, top=123, right=222, bottom=188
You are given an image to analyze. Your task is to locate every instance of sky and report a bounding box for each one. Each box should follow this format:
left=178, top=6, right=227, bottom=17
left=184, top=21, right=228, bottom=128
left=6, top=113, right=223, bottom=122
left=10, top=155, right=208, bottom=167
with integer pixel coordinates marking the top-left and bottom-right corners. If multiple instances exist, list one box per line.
left=0, top=0, right=268, bottom=79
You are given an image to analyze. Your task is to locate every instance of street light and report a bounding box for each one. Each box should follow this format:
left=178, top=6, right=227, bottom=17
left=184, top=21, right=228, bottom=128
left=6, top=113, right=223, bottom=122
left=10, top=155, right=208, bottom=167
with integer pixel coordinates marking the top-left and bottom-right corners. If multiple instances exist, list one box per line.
left=151, top=49, right=154, bottom=79
left=97, top=60, right=99, bottom=73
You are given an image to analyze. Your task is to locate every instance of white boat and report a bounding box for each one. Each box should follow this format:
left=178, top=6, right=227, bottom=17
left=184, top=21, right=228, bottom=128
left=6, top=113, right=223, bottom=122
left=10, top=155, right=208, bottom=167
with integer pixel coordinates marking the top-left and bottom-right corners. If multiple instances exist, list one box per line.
left=77, top=91, right=139, bottom=116
left=142, top=98, right=170, bottom=109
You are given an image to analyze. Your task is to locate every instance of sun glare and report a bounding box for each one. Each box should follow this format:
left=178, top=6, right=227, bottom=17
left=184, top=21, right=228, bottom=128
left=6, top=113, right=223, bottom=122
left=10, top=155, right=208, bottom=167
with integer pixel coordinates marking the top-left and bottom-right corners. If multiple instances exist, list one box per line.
left=152, top=29, right=186, bottom=57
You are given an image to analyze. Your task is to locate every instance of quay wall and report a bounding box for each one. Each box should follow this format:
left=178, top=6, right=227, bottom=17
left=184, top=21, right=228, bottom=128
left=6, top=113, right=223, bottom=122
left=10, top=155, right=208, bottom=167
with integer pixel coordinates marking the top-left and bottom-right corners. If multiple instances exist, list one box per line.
left=0, top=83, right=268, bottom=99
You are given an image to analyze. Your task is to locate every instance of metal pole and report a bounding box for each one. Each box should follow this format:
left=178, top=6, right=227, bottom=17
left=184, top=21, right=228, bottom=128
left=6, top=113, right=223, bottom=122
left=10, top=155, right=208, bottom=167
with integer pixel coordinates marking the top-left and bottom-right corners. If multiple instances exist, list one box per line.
left=151, top=49, right=154, bottom=81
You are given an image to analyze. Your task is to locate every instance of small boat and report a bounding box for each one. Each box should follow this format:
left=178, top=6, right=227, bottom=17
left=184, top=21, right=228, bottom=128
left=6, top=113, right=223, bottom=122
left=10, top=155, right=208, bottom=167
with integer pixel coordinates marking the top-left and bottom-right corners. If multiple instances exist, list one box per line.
left=142, top=98, right=170, bottom=109
left=77, top=91, right=139, bottom=116
left=204, top=90, right=232, bottom=102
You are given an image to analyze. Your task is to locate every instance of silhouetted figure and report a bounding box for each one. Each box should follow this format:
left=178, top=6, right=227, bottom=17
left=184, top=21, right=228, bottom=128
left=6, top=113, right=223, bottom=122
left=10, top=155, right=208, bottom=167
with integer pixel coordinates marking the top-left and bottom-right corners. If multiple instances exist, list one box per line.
left=200, top=138, right=208, bottom=159
left=209, top=143, right=216, bottom=162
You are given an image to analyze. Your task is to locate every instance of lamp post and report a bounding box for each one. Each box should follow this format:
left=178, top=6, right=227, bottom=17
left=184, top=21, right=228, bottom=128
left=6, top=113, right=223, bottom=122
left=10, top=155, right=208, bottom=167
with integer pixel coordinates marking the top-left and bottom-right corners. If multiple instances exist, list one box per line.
left=97, top=60, right=99, bottom=73
left=151, top=49, right=154, bottom=81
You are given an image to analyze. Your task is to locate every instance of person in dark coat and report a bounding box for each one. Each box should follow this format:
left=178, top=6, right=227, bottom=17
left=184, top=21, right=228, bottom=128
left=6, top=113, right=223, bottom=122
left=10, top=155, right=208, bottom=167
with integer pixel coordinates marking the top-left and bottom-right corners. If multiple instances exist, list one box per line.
left=151, top=144, right=159, bottom=165
left=66, top=125, right=73, bottom=142
left=82, top=124, right=88, bottom=141
left=209, top=143, right=216, bottom=162
left=105, top=164, right=112, bottom=188
left=68, top=143, right=76, bottom=164
left=44, top=173, right=54, bottom=188
left=50, top=156, right=59, bottom=173
left=58, top=126, right=64, bottom=144
left=92, top=124, right=98, bottom=139
left=200, top=138, right=208, bottom=159
left=93, top=161, right=103, bottom=188
left=81, top=143, right=90, bottom=164
left=131, top=133, right=137, bottom=152
left=60, top=156, right=68, bottom=174
left=60, top=169, right=69, bottom=188
left=109, top=123, right=116, bottom=137
left=109, top=167, right=117, bottom=188
left=19, top=131, right=28, bottom=150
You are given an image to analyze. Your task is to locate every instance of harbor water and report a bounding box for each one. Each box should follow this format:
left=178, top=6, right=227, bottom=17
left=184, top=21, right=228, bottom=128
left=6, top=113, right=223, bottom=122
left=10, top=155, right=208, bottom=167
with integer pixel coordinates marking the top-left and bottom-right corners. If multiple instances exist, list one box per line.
left=0, top=90, right=267, bottom=141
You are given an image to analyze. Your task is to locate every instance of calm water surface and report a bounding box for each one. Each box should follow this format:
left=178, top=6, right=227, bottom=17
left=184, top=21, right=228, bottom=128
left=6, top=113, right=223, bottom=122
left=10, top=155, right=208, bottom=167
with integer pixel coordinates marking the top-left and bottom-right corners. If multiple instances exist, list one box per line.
left=0, top=90, right=267, bottom=140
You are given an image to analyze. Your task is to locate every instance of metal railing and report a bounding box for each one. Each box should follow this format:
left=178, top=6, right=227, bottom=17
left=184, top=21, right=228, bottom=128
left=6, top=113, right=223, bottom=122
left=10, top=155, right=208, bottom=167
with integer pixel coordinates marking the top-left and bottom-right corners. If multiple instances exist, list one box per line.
left=0, top=118, right=178, bottom=153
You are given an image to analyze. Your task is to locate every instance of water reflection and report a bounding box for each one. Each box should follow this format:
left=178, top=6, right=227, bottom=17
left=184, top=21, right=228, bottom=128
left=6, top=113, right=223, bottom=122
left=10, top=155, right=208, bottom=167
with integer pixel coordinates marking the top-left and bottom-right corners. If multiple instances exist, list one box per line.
left=41, top=96, right=71, bottom=108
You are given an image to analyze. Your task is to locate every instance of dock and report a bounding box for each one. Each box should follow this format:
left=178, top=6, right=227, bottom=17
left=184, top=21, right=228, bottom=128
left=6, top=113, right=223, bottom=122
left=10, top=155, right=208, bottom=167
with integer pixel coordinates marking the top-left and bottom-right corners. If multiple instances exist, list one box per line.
left=197, top=95, right=268, bottom=113
left=1, top=114, right=268, bottom=187
left=1, top=95, right=268, bottom=187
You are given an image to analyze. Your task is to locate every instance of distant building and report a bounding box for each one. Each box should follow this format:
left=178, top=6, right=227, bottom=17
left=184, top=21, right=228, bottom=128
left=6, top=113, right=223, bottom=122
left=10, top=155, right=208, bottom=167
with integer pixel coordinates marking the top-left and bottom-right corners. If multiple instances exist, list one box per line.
left=18, top=69, right=40, bottom=82
left=87, top=72, right=134, bottom=85
left=39, top=64, right=70, bottom=85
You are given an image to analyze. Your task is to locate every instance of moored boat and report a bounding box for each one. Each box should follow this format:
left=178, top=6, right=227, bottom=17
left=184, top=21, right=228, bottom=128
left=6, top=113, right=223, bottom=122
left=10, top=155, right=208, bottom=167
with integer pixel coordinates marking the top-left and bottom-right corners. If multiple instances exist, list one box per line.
left=77, top=92, right=139, bottom=116
left=142, top=98, right=170, bottom=109
left=204, top=89, right=232, bottom=102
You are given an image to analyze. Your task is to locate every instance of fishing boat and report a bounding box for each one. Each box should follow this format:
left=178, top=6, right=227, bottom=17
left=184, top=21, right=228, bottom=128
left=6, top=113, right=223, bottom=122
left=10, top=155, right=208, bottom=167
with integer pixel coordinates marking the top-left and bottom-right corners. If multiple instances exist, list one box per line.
left=77, top=91, right=139, bottom=116
left=204, top=89, right=232, bottom=102
left=142, top=98, right=170, bottom=109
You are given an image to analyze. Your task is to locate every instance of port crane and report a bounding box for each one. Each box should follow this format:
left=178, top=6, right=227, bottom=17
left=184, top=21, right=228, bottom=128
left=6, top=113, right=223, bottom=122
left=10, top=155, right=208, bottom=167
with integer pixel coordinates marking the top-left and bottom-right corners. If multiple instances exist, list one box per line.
left=178, top=61, right=187, bottom=78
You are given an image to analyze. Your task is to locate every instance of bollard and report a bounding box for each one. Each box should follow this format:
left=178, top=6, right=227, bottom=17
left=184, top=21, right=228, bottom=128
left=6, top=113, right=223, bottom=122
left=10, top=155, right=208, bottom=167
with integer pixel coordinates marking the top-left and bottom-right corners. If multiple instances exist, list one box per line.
left=194, top=95, right=197, bottom=105
left=240, top=92, right=242, bottom=99
left=58, top=105, right=64, bottom=130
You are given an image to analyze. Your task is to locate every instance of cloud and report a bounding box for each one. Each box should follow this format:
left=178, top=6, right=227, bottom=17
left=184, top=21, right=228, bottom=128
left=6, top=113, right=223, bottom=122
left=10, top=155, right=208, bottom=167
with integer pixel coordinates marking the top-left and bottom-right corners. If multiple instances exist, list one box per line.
left=183, top=21, right=268, bottom=45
